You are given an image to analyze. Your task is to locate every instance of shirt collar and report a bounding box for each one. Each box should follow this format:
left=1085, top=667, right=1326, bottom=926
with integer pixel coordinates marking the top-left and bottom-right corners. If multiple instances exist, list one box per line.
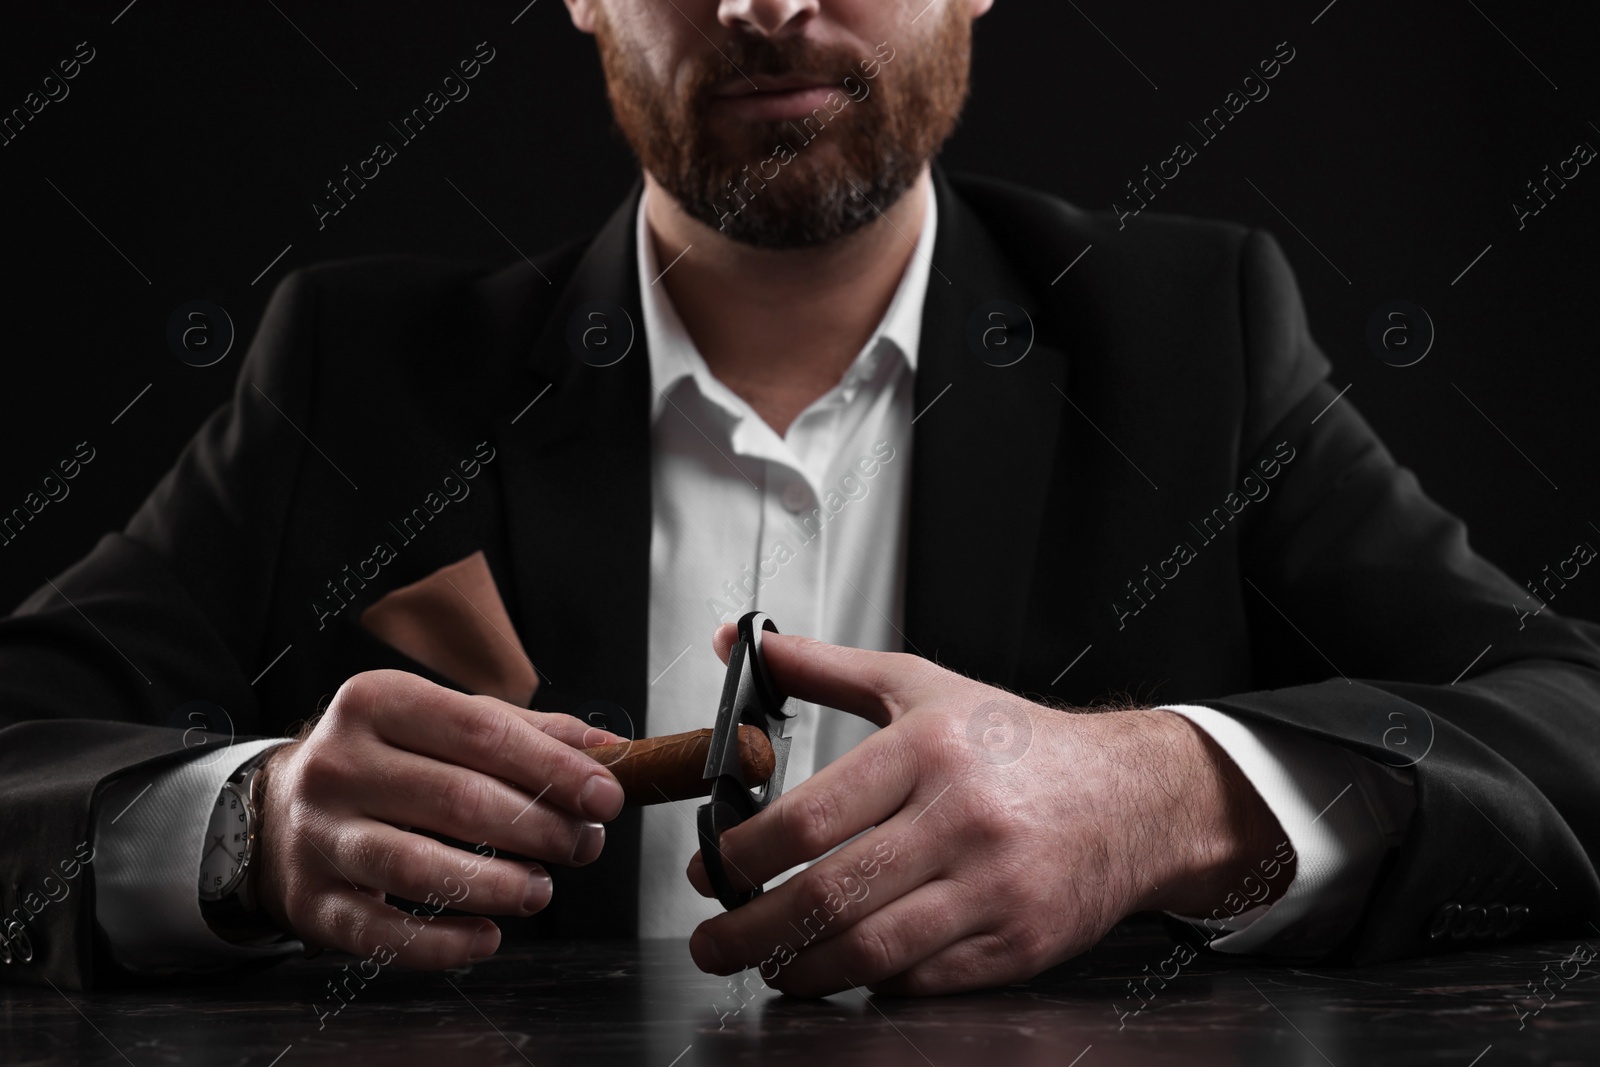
left=637, top=180, right=937, bottom=426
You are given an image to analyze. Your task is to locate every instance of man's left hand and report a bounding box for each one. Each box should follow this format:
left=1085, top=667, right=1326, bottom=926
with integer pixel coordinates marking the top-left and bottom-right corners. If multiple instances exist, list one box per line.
left=686, top=627, right=1290, bottom=996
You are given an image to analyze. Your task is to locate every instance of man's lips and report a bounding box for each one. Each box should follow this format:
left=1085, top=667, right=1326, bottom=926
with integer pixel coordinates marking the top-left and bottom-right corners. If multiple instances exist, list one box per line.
left=709, top=74, right=842, bottom=122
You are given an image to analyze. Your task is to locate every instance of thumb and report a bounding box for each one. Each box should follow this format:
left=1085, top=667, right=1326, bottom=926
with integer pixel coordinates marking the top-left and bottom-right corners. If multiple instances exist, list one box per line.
left=712, top=622, right=738, bottom=664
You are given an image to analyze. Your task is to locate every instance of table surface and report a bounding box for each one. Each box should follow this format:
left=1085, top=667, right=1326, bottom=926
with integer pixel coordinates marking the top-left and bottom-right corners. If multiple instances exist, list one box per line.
left=6, top=921, right=1598, bottom=1066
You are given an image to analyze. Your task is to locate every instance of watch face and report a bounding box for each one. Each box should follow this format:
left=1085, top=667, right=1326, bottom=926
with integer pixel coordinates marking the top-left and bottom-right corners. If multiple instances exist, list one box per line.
left=198, top=782, right=252, bottom=901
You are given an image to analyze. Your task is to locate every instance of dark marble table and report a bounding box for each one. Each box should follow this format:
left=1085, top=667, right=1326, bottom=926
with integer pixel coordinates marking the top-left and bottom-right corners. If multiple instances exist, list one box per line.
left=5, top=919, right=1598, bottom=1066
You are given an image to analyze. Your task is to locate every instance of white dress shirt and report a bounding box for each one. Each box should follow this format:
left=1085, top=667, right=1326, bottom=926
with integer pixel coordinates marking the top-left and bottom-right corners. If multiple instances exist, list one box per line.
left=636, top=185, right=926, bottom=934
left=90, top=181, right=1413, bottom=971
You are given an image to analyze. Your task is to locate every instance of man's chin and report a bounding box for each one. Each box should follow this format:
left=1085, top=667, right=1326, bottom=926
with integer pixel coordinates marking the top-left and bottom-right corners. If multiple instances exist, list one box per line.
left=656, top=131, right=908, bottom=249
left=688, top=188, right=883, bottom=251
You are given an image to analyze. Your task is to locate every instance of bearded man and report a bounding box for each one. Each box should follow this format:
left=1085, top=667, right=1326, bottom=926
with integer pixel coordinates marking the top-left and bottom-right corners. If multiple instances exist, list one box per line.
left=3, top=0, right=1597, bottom=998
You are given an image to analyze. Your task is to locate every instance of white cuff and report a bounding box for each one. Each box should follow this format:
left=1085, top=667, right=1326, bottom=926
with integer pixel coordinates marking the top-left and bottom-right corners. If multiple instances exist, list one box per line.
left=93, top=737, right=304, bottom=973
left=1161, top=704, right=1414, bottom=955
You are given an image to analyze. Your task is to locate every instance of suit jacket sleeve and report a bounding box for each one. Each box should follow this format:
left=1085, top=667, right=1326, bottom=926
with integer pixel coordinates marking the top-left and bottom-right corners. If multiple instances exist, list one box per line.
left=1198, top=228, right=1600, bottom=960
left=0, top=270, right=320, bottom=990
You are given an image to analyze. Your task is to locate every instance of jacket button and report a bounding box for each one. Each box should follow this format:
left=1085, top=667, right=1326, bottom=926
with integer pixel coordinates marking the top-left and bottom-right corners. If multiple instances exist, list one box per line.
left=1428, top=903, right=1460, bottom=939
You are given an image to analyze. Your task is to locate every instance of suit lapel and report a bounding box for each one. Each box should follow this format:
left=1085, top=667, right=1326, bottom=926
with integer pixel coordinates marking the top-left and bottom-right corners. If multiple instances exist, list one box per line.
left=903, top=165, right=1067, bottom=686
left=484, top=178, right=652, bottom=935
left=488, top=178, right=652, bottom=726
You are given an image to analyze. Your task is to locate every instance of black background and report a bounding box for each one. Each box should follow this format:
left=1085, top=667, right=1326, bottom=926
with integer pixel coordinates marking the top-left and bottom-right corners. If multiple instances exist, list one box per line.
left=2, top=0, right=1597, bottom=625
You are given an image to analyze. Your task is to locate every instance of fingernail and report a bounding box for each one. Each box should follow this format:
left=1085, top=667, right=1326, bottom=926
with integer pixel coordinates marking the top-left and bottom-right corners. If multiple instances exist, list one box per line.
left=580, top=774, right=625, bottom=820
left=524, top=867, right=553, bottom=913
left=570, top=821, right=605, bottom=865
left=581, top=726, right=624, bottom=747
left=468, top=924, right=500, bottom=963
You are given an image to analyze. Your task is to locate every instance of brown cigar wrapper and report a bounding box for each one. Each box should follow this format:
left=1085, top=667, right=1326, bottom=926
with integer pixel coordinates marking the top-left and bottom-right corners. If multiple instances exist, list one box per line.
left=581, top=726, right=776, bottom=806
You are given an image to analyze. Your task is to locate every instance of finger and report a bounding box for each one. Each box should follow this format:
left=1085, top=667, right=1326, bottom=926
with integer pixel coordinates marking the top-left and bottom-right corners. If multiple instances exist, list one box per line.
left=866, top=928, right=1057, bottom=997
left=355, top=672, right=625, bottom=821
left=689, top=824, right=920, bottom=977
left=358, top=748, right=607, bottom=867
left=759, top=881, right=978, bottom=998
left=747, top=631, right=936, bottom=728
left=325, top=820, right=554, bottom=917
left=503, top=706, right=625, bottom=750
left=303, top=886, right=501, bottom=971
left=686, top=729, right=915, bottom=894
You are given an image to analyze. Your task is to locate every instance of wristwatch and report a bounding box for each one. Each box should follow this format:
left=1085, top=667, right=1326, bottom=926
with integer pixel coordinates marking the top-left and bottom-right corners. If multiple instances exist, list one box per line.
left=198, top=749, right=285, bottom=943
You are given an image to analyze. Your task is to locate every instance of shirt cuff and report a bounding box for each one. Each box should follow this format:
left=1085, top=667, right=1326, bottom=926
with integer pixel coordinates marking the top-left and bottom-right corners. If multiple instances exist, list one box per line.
left=1159, top=704, right=1415, bottom=955
left=93, top=737, right=304, bottom=973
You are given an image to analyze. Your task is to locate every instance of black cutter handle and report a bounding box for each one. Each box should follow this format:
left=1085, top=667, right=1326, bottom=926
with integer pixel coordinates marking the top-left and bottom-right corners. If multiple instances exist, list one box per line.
left=697, top=612, right=789, bottom=910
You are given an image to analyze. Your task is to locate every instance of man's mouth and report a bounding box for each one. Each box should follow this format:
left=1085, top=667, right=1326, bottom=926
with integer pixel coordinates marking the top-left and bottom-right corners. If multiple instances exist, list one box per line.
left=709, top=73, right=842, bottom=122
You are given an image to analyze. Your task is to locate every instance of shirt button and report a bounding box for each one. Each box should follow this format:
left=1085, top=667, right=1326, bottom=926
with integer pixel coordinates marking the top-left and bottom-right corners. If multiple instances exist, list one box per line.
left=780, top=480, right=813, bottom=514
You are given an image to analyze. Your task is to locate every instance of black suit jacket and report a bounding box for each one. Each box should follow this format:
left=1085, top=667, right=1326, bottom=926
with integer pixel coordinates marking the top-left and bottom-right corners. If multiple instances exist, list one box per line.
left=4, top=164, right=1599, bottom=990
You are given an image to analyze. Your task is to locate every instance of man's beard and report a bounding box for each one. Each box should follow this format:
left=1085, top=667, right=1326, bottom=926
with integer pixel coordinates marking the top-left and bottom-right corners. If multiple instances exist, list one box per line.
left=592, top=4, right=972, bottom=249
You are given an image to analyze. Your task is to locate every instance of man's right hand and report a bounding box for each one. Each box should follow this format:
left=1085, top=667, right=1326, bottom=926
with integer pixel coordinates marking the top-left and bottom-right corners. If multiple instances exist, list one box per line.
left=253, top=669, right=626, bottom=968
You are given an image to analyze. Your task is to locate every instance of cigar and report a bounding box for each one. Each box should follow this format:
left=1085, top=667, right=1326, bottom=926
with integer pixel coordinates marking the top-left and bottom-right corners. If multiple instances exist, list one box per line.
left=581, top=726, right=775, bottom=806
